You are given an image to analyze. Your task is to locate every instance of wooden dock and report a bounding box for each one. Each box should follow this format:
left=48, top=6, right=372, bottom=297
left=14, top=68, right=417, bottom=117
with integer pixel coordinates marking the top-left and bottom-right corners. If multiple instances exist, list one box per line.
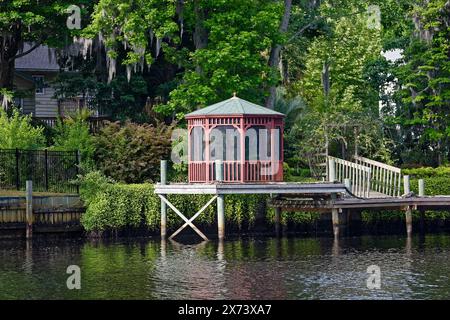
left=155, top=174, right=450, bottom=240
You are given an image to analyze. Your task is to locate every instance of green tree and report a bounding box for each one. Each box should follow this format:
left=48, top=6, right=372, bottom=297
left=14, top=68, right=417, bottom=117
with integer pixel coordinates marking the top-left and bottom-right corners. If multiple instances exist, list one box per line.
left=393, top=0, right=450, bottom=166
left=85, top=0, right=283, bottom=119
left=290, top=6, right=392, bottom=165
left=163, top=0, right=283, bottom=118
left=0, top=0, right=94, bottom=89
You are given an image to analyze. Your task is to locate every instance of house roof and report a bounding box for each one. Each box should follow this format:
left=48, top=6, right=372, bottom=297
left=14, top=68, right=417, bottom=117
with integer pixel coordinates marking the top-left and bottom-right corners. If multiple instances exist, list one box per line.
left=185, top=95, right=284, bottom=118
left=14, top=44, right=59, bottom=71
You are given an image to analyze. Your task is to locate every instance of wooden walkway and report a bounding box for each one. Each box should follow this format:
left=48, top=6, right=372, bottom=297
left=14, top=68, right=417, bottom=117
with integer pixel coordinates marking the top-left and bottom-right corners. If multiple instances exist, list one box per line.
left=154, top=182, right=348, bottom=195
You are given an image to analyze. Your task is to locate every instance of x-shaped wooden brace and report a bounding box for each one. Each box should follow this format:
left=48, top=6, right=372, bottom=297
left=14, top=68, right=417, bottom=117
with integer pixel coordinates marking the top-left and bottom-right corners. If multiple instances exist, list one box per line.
left=158, top=194, right=218, bottom=241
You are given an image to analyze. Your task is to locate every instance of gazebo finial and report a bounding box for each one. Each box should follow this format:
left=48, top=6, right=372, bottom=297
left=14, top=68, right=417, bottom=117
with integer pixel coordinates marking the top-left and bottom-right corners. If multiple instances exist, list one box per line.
left=232, top=92, right=237, bottom=98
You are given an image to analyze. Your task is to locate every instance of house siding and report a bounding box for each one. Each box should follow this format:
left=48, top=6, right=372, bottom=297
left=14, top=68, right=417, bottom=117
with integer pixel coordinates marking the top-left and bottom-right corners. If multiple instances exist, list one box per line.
left=35, top=85, right=59, bottom=117
left=15, top=72, right=60, bottom=117
left=22, top=97, right=35, bottom=115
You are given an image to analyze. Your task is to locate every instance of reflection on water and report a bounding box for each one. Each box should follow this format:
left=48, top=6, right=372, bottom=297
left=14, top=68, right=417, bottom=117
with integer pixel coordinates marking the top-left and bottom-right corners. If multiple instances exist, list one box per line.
left=1, top=234, right=450, bottom=299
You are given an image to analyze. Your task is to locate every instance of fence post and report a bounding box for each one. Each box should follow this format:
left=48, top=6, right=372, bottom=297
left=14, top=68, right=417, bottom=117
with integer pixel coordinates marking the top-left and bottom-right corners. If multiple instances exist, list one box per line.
left=15, top=148, right=20, bottom=190
left=26, top=180, right=33, bottom=239
left=75, top=150, right=81, bottom=194
left=44, top=149, right=49, bottom=192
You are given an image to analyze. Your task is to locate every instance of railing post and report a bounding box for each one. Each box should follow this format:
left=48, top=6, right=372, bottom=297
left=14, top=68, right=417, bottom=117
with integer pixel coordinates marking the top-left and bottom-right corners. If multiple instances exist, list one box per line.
left=26, top=180, right=33, bottom=239
left=160, top=160, right=167, bottom=239
left=44, top=149, right=49, bottom=192
left=328, top=158, right=336, bottom=182
left=418, top=179, right=425, bottom=196
left=15, top=148, right=20, bottom=190
left=403, top=175, right=410, bottom=195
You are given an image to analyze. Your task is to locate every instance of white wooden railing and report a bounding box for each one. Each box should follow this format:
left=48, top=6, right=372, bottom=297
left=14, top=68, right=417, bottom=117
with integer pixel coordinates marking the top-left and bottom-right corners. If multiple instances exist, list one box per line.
left=327, top=156, right=371, bottom=198
left=354, top=156, right=401, bottom=197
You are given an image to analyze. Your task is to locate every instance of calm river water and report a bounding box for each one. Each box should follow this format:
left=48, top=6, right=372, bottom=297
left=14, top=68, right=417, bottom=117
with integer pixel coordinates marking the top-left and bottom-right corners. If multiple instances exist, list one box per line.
left=1, top=234, right=450, bottom=299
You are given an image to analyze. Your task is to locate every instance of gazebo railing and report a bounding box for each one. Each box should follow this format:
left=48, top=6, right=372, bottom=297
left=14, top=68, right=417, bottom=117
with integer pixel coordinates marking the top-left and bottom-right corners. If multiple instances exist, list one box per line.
left=189, top=160, right=283, bottom=183
left=189, top=161, right=207, bottom=182
left=211, top=161, right=242, bottom=182
left=245, top=160, right=283, bottom=182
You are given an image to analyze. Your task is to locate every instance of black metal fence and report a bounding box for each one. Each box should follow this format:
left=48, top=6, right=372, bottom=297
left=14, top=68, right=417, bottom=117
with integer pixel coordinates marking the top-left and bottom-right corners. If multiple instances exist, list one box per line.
left=0, top=149, right=79, bottom=193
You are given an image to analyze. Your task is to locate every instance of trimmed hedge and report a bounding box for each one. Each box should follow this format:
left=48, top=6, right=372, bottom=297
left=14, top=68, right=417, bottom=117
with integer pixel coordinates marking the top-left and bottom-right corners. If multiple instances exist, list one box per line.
left=403, top=166, right=450, bottom=178
left=79, top=171, right=268, bottom=233
left=363, top=167, right=450, bottom=223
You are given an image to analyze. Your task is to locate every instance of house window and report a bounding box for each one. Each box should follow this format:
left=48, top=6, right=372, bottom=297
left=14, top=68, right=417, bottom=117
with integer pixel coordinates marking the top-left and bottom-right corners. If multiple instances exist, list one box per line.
left=32, top=75, right=45, bottom=94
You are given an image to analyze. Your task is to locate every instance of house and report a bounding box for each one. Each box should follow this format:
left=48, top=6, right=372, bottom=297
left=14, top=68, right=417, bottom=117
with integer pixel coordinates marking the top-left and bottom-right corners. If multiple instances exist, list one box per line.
left=13, top=44, right=108, bottom=125
left=13, top=44, right=60, bottom=117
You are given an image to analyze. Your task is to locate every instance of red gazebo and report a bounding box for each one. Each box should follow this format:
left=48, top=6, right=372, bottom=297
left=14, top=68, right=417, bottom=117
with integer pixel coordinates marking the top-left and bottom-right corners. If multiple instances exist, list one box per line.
left=186, top=95, right=285, bottom=183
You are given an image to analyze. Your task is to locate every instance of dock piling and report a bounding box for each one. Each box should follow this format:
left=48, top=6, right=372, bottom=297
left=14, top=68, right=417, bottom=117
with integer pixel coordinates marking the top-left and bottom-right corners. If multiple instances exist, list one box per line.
left=403, top=175, right=410, bottom=195
left=274, top=207, right=281, bottom=237
left=216, top=160, right=225, bottom=240
left=418, top=179, right=425, bottom=196
left=160, top=160, right=167, bottom=239
left=332, top=208, right=340, bottom=238
left=26, top=180, right=33, bottom=239
left=405, top=206, right=413, bottom=236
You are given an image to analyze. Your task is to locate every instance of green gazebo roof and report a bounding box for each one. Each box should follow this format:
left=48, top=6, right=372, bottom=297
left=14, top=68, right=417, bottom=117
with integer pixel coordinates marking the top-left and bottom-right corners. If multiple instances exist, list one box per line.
left=185, top=95, right=284, bottom=117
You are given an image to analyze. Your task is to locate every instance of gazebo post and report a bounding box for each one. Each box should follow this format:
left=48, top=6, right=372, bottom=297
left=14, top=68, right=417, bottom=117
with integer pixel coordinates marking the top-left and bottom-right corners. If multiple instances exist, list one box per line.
left=205, top=123, right=211, bottom=182
left=187, top=123, right=192, bottom=182
left=240, top=117, right=246, bottom=182
left=270, top=119, right=276, bottom=180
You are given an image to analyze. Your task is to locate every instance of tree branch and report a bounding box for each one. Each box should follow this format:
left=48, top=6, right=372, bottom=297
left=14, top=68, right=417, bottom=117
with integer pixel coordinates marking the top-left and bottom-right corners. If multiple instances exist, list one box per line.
left=287, top=21, right=316, bottom=43
left=8, top=41, right=42, bottom=63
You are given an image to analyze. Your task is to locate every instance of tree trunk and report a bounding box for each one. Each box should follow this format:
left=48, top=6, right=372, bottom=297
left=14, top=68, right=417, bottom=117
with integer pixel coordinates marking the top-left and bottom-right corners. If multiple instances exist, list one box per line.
left=0, top=59, right=15, bottom=90
left=193, top=0, right=208, bottom=73
left=265, top=0, right=292, bottom=110
left=321, top=61, right=330, bottom=97
left=0, top=25, right=22, bottom=90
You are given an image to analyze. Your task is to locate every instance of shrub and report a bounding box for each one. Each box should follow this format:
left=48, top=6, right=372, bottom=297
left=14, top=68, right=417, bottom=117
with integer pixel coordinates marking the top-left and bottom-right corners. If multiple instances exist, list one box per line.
left=403, top=166, right=450, bottom=178
left=79, top=171, right=267, bottom=233
left=51, top=110, right=95, bottom=166
left=0, top=108, right=45, bottom=149
left=94, top=121, right=173, bottom=183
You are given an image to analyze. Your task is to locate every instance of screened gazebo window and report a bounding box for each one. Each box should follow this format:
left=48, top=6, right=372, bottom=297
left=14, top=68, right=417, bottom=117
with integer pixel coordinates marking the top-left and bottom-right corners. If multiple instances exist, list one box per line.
left=210, top=126, right=240, bottom=161
left=245, top=126, right=271, bottom=161
left=190, top=126, right=205, bottom=161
